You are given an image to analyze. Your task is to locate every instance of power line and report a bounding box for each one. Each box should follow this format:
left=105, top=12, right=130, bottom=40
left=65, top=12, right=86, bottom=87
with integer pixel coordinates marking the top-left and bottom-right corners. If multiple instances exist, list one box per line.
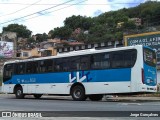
left=0, top=0, right=42, bottom=17
left=18, top=0, right=88, bottom=22
left=0, top=0, right=76, bottom=25
left=0, top=3, right=143, bottom=5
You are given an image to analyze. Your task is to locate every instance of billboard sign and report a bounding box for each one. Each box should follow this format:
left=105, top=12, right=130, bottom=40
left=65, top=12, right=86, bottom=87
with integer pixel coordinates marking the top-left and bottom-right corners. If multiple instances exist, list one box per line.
left=0, top=41, right=14, bottom=58
left=124, top=31, right=160, bottom=65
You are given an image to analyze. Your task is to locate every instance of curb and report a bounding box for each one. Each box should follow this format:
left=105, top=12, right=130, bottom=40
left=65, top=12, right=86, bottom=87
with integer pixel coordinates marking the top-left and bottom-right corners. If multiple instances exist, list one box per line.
left=105, top=97, right=160, bottom=102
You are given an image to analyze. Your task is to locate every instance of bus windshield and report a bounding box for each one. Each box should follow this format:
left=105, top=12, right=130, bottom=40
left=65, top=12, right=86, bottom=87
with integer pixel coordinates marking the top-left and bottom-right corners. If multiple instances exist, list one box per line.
left=143, top=48, right=156, bottom=67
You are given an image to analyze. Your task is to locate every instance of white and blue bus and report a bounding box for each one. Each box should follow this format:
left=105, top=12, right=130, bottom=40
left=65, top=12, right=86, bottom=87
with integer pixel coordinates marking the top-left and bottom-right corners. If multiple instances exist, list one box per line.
left=2, top=45, right=157, bottom=101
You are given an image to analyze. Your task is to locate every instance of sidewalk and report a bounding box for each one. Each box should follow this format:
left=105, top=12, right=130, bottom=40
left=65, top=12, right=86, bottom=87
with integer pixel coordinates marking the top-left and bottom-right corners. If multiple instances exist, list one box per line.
left=105, top=96, right=160, bottom=102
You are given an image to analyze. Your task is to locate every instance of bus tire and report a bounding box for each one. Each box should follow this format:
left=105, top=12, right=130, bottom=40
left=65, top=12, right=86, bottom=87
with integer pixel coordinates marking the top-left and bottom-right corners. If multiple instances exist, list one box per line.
left=71, top=85, right=86, bottom=101
left=88, top=94, right=103, bottom=101
left=33, top=94, right=43, bottom=99
left=15, top=87, right=24, bottom=99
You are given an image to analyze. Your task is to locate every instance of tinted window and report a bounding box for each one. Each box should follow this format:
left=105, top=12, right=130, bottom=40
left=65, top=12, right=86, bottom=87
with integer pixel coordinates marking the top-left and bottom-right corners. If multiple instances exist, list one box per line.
left=91, top=53, right=110, bottom=69
left=69, top=56, right=80, bottom=71
left=39, top=60, right=46, bottom=72
left=55, top=58, right=69, bottom=72
left=15, top=62, right=25, bottom=74
left=39, top=59, right=53, bottom=73
left=26, top=61, right=38, bottom=74
left=124, top=50, right=137, bottom=67
left=111, top=52, right=124, bottom=68
left=80, top=55, right=90, bottom=70
left=3, top=64, right=14, bottom=82
left=45, top=59, right=54, bottom=72
left=111, top=49, right=137, bottom=68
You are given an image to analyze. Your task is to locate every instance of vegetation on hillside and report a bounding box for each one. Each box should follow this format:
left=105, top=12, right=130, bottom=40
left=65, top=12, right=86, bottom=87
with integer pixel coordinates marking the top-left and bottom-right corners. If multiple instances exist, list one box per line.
left=3, top=24, right=32, bottom=38
left=49, top=1, right=160, bottom=43
left=2, top=1, right=160, bottom=44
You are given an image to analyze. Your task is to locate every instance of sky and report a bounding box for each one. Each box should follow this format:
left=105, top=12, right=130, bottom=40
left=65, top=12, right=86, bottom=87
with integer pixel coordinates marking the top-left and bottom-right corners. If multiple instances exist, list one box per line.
left=0, top=0, right=157, bottom=35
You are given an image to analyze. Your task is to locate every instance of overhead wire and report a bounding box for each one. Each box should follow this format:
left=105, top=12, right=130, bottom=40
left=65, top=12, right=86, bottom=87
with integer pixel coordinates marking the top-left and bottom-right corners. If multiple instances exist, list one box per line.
left=0, top=0, right=76, bottom=25
left=18, top=0, right=88, bottom=22
left=0, top=0, right=42, bottom=17
left=0, top=0, right=146, bottom=27
left=0, top=3, right=145, bottom=5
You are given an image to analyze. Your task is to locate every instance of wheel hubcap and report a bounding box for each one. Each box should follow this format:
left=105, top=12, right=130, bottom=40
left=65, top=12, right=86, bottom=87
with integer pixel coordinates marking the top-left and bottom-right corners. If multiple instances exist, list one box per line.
left=17, top=90, right=21, bottom=96
left=74, top=89, right=81, bottom=98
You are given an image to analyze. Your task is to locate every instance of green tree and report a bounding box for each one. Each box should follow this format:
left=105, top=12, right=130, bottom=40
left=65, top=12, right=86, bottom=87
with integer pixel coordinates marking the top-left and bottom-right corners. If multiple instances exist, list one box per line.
left=64, top=15, right=93, bottom=30
left=49, top=26, right=72, bottom=40
left=114, top=12, right=128, bottom=23
left=48, top=1, right=160, bottom=43
left=77, top=32, right=89, bottom=42
left=35, top=33, right=48, bottom=42
left=28, top=37, right=35, bottom=43
left=123, top=20, right=137, bottom=30
left=3, top=24, right=32, bottom=38
left=115, top=32, right=123, bottom=41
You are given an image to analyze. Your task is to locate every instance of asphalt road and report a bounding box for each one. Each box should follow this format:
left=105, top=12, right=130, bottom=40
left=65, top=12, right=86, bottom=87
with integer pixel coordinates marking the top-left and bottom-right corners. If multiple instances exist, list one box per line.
left=0, top=94, right=160, bottom=111
left=0, top=94, right=160, bottom=119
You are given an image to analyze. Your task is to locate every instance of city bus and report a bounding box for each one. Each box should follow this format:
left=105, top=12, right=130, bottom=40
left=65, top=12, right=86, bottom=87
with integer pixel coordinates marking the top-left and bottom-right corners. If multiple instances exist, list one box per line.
left=2, top=45, right=157, bottom=101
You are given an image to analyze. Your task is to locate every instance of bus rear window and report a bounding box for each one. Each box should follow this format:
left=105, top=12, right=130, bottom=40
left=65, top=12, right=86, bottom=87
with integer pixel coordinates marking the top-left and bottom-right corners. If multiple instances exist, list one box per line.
left=143, top=48, right=156, bottom=67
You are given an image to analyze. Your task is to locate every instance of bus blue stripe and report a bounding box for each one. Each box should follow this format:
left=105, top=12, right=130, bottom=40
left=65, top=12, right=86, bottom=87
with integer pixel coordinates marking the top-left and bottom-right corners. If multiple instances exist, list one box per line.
left=4, top=68, right=131, bottom=84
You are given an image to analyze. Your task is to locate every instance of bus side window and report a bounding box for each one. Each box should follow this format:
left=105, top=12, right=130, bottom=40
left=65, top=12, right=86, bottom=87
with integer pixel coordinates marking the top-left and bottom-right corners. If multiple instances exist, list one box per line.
left=101, top=53, right=110, bottom=69
left=39, top=61, right=46, bottom=73
left=55, top=59, right=61, bottom=72
left=3, top=64, right=14, bottom=82
left=26, top=61, right=38, bottom=74
left=70, top=57, right=80, bottom=71
left=26, top=62, right=32, bottom=73
left=55, top=58, right=69, bottom=72
left=80, top=55, right=90, bottom=70
left=16, top=62, right=25, bottom=74
left=32, top=61, right=39, bottom=73
left=91, top=53, right=110, bottom=69
left=124, top=50, right=137, bottom=68
left=62, top=58, right=69, bottom=72
left=111, top=52, right=124, bottom=68
left=45, top=59, right=53, bottom=72
left=91, top=54, right=101, bottom=69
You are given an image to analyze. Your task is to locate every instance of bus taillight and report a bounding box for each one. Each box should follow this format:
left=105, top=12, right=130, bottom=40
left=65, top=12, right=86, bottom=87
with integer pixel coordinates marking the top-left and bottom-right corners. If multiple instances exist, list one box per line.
left=142, top=68, right=144, bottom=84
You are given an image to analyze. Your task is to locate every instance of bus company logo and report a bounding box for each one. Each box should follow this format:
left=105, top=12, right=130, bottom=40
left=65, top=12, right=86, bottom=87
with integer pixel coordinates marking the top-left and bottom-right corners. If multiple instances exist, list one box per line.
left=17, top=79, right=21, bottom=83
left=69, top=72, right=87, bottom=83
left=16, top=78, right=36, bottom=83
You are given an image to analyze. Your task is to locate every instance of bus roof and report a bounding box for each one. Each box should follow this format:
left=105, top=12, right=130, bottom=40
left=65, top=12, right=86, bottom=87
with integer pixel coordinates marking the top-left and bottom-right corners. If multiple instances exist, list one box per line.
left=4, top=45, right=144, bottom=65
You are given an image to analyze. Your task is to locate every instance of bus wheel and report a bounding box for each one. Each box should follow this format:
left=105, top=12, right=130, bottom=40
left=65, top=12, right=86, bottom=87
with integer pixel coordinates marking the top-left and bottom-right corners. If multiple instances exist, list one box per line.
left=71, top=85, right=86, bottom=101
left=33, top=94, right=43, bottom=99
left=88, top=94, right=103, bottom=101
left=15, top=87, right=24, bottom=99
